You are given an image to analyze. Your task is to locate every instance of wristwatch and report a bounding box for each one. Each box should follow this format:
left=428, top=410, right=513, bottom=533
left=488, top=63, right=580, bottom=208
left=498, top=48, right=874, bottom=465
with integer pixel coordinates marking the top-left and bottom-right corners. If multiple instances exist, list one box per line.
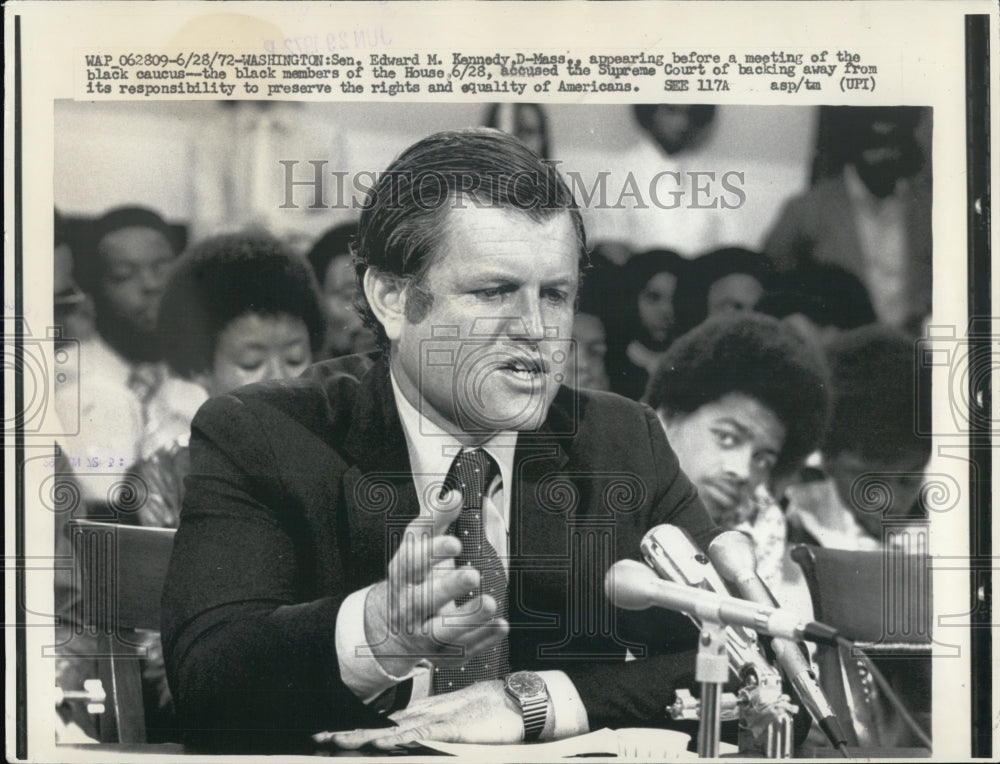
left=504, top=671, right=548, bottom=742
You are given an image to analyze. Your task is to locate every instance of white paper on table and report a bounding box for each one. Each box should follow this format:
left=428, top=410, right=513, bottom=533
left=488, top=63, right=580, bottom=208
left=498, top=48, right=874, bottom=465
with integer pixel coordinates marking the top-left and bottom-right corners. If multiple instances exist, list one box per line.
left=419, top=727, right=694, bottom=760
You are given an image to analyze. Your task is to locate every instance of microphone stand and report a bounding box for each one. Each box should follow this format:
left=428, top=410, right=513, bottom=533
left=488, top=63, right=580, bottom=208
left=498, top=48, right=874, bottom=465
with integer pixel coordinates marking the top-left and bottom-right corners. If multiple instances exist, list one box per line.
left=695, top=618, right=729, bottom=758
left=641, top=526, right=798, bottom=757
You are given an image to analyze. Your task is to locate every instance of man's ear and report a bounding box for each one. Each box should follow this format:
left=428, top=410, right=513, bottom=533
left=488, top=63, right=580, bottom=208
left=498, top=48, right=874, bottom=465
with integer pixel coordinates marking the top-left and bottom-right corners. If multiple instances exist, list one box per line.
left=363, top=268, right=407, bottom=342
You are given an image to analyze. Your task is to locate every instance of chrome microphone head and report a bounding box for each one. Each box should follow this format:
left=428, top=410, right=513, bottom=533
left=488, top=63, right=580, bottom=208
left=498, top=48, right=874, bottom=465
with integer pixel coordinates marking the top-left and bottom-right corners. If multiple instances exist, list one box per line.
left=640, top=524, right=729, bottom=593
left=707, top=530, right=759, bottom=583
left=604, top=559, right=662, bottom=610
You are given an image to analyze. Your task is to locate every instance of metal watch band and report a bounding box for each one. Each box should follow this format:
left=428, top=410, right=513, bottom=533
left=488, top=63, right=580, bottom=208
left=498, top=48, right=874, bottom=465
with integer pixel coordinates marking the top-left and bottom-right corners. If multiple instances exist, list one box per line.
left=520, top=693, right=547, bottom=741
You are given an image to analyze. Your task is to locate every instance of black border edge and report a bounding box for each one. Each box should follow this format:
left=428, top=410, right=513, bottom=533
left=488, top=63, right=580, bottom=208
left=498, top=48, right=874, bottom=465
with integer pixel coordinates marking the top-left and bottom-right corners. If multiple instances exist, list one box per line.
left=13, top=11, right=28, bottom=762
left=965, top=12, right=992, bottom=761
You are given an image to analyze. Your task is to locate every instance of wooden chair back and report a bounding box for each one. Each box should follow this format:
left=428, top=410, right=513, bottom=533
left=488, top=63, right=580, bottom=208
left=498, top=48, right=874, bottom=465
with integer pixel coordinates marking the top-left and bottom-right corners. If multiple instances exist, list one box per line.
left=791, top=543, right=932, bottom=749
left=68, top=519, right=176, bottom=744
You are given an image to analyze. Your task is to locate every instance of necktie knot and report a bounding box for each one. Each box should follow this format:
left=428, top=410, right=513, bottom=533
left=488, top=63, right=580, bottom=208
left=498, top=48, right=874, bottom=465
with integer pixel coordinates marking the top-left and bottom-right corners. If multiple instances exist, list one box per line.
left=444, top=448, right=497, bottom=510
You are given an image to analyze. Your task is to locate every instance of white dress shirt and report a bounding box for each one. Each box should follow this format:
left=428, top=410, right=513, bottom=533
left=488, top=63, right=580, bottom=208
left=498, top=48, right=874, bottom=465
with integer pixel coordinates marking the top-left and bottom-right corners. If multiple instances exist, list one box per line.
left=844, top=165, right=909, bottom=328
left=334, top=370, right=589, bottom=738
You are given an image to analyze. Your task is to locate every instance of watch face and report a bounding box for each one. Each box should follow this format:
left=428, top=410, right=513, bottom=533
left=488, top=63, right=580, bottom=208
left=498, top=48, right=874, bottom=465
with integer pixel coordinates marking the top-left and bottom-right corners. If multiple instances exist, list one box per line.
left=507, top=671, right=545, bottom=697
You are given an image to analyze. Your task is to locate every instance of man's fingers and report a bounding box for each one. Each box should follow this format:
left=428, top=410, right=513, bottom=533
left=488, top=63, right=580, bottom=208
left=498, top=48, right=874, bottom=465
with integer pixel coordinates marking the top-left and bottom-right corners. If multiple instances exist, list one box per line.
left=428, top=616, right=510, bottom=667
left=428, top=487, right=463, bottom=536
left=389, top=528, right=461, bottom=592
left=329, top=720, right=445, bottom=751
left=420, top=566, right=481, bottom=615
left=327, top=728, right=391, bottom=750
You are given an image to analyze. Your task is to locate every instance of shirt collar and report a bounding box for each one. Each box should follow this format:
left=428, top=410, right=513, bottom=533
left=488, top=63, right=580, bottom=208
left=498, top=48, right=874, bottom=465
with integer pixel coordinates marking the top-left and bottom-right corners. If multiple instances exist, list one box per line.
left=389, top=370, right=518, bottom=499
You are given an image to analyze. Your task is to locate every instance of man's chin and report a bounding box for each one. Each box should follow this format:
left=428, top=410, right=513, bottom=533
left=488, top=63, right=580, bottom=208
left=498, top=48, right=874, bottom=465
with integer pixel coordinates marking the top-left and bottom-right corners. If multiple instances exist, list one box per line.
left=453, top=387, right=555, bottom=434
left=455, top=403, right=548, bottom=434
left=699, top=492, right=743, bottom=528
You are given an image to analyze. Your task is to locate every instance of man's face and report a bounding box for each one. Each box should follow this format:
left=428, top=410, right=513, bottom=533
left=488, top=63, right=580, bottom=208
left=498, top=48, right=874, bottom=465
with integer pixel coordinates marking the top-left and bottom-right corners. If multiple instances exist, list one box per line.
left=660, top=392, right=785, bottom=525
left=648, top=105, right=699, bottom=156
left=388, top=206, right=579, bottom=440
left=706, top=273, right=764, bottom=317
left=96, top=226, right=175, bottom=334
left=852, top=119, right=912, bottom=198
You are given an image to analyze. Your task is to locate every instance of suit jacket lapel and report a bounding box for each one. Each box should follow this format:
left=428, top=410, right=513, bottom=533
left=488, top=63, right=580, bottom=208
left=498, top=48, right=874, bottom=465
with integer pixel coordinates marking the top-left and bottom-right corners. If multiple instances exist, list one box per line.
left=508, top=387, right=574, bottom=560
left=341, top=360, right=420, bottom=585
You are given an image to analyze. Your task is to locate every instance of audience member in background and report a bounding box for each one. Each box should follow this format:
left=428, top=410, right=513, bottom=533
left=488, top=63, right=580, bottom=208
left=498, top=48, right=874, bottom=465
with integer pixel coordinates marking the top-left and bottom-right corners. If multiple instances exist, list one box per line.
left=306, top=222, right=376, bottom=359
left=55, top=206, right=181, bottom=505
left=53, top=210, right=95, bottom=345
left=756, top=261, right=877, bottom=347
left=137, top=232, right=326, bottom=529
left=644, top=313, right=830, bottom=612
left=764, top=107, right=931, bottom=334
left=76, top=206, right=178, bottom=364
left=605, top=249, right=686, bottom=400
left=564, top=261, right=613, bottom=392
left=483, top=102, right=551, bottom=159
left=785, top=324, right=930, bottom=551
left=565, top=313, right=610, bottom=392
left=624, top=105, right=731, bottom=255
left=130, top=232, right=325, bottom=736
left=674, top=247, right=774, bottom=335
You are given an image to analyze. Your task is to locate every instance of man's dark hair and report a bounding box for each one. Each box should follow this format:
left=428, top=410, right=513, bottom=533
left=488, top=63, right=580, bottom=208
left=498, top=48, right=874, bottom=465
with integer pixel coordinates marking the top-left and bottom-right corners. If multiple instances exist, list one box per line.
left=645, top=313, right=830, bottom=477
left=76, top=205, right=178, bottom=293
left=157, top=232, right=325, bottom=378
left=823, top=324, right=931, bottom=464
left=354, top=128, right=587, bottom=353
left=306, top=221, right=359, bottom=287
left=757, top=262, right=877, bottom=331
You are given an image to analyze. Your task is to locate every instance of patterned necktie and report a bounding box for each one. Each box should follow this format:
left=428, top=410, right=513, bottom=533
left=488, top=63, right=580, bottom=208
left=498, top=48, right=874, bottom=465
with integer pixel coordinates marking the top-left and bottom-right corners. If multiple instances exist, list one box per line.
left=432, top=448, right=510, bottom=694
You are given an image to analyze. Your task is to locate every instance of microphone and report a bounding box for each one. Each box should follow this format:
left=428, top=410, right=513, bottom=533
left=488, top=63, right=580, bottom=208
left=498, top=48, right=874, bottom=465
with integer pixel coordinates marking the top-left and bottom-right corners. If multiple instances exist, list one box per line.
left=604, top=559, right=838, bottom=645
left=708, top=531, right=848, bottom=752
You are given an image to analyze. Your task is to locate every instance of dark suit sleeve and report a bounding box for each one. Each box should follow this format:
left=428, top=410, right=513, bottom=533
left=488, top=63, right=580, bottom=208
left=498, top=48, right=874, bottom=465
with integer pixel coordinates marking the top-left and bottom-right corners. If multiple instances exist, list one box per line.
left=559, top=407, right=721, bottom=732
left=161, top=394, right=387, bottom=753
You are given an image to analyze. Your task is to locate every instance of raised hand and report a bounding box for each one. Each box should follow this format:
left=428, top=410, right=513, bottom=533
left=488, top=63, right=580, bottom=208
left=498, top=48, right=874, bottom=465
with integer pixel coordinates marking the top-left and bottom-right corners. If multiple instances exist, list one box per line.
left=362, top=489, right=510, bottom=677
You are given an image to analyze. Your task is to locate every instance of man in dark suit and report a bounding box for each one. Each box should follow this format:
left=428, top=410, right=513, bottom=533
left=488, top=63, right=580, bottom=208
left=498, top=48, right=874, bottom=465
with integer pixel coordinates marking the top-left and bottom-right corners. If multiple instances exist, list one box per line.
left=161, top=129, right=717, bottom=753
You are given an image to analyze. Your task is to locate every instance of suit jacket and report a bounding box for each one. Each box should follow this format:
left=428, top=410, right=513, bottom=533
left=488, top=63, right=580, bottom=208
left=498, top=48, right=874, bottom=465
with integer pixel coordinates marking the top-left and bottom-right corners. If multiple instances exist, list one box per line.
left=161, top=355, right=717, bottom=752
left=763, top=173, right=932, bottom=330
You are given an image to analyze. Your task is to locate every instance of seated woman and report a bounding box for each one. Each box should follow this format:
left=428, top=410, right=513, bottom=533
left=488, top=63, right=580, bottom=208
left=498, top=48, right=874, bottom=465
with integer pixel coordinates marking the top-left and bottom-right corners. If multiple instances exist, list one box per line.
left=136, top=232, right=326, bottom=529
left=606, top=249, right=686, bottom=400
left=644, top=313, right=830, bottom=611
left=130, top=233, right=325, bottom=737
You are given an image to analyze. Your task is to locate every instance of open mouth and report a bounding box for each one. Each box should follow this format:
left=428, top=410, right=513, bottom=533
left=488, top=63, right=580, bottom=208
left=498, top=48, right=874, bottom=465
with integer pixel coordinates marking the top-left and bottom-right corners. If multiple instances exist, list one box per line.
left=496, top=355, right=548, bottom=379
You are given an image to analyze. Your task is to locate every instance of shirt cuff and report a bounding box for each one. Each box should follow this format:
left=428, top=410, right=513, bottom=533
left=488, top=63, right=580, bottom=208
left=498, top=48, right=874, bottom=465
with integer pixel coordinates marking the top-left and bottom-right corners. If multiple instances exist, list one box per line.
left=536, top=670, right=589, bottom=740
left=335, top=584, right=430, bottom=704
